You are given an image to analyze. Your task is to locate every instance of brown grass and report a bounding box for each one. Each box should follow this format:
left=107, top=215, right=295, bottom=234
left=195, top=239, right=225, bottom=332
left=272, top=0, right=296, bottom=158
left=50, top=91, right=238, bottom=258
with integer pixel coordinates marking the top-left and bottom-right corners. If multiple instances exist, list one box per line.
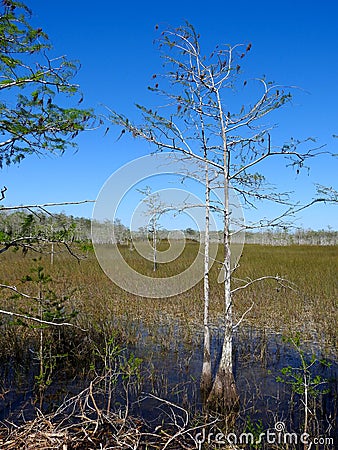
left=1, top=243, right=336, bottom=354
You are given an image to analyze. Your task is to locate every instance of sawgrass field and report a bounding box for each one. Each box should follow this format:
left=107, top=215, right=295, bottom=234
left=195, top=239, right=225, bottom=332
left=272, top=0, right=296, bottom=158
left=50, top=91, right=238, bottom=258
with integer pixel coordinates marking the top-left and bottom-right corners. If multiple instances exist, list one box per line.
left=0, top=242, right=337, bottom=447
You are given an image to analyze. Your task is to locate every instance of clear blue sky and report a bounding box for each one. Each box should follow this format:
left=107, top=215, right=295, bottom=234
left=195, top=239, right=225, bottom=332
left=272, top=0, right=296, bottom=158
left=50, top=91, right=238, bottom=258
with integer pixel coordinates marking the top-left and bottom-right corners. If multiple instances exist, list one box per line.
left=1, top=0, right=337, bottom=230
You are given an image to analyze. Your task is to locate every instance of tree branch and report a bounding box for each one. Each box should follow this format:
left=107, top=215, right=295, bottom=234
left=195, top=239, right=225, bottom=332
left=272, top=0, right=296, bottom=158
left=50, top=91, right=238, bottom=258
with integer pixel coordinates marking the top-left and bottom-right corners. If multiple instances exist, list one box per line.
left=0, top=283, right=41, bottom=301
left=231, top=275, right=297, bottom=295
left=0, top=199, right=94, bottom=211
left=0, top=307, right=86, bottom=331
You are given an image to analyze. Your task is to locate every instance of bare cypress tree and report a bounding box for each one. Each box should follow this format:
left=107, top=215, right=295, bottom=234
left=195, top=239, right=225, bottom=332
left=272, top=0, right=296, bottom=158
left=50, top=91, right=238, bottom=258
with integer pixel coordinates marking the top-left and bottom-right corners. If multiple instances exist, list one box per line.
left=108, top=23, right=336, bottom=414
left=137, top=186, right=168, bottom=272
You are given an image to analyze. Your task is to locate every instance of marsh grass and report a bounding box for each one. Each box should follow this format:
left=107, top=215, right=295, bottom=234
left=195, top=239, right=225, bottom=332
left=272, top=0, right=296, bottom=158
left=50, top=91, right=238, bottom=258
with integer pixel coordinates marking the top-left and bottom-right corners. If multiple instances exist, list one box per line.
left=232, top=245, right=337, bottom=352
left=0, top=243, right=337, bottom=446
left=1, top=243, right=336, bottom=355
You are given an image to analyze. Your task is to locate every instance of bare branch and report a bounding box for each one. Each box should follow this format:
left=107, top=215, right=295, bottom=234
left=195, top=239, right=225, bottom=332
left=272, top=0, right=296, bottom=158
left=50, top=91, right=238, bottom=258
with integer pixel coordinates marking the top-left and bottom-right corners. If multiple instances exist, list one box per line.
left=0, top=199, right=95, bottom=212
left=0, top=283, right=41, bottom=301
left=0, top=186, right=7, bottom=201
left=233, top=301, right=255, bottom=330
left=0, top=307, right=86, bottom=331
left=231, top=275, right=297, bottom=295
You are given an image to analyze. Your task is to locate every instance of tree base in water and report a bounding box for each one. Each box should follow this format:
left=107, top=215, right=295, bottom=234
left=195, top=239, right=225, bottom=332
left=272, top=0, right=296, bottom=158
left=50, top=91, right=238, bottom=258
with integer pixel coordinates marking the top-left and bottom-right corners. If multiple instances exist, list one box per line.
left=206, top=368, right=240, bottom=418
left=200, top=367, right=212, bottom=403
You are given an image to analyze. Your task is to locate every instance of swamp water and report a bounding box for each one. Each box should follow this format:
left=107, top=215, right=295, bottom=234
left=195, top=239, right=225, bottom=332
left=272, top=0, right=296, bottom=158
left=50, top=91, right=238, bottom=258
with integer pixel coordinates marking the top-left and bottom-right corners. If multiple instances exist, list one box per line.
left=0, top=325, right=337, bottom=443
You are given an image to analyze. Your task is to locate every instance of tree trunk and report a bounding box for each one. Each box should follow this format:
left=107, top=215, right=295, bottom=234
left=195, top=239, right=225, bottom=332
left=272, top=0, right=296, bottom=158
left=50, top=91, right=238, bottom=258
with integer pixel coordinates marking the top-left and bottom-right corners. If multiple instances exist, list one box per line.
left=207, top=321, right=239, bottom=415
left=206, top=236, right=239, bottom=414
left=207, top=92, right=239, bottom=416
left=153, top=217, right=157, bottom=271
left=201, top=325, right=212, bottom=399
left=200, top=160, right=212, bottom=398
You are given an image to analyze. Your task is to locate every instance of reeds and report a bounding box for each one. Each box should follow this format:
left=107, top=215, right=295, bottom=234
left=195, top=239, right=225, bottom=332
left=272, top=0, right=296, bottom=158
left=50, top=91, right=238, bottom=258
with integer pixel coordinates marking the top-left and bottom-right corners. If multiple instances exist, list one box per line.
left=1, top=243, right=336, bottom=356
left=0, top=243, right=336, bottom=447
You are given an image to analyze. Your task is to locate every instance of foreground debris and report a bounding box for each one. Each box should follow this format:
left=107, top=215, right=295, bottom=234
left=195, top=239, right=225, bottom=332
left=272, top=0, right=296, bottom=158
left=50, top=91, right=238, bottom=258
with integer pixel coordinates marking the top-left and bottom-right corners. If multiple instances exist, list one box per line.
left=0, top=379, right=218, bottom=449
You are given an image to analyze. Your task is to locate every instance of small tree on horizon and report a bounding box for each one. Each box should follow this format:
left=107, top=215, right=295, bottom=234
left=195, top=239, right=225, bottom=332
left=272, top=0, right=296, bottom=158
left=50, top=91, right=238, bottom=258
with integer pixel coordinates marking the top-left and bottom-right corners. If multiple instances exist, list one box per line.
left=137, top=186, right=169, bottom=272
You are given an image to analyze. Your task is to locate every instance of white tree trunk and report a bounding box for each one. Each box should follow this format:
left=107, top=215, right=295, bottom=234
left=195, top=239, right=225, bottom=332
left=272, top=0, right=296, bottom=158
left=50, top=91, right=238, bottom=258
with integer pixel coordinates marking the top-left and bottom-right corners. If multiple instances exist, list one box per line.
left=207, top=93, right=239, bottom=414
left=200, top=159, right=212, bottom=397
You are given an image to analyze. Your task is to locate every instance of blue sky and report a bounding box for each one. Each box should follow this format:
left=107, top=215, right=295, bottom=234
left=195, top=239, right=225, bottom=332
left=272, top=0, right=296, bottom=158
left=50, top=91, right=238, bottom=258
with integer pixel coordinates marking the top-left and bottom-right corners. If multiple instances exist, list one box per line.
left=1, top=0, right=337, bottom=230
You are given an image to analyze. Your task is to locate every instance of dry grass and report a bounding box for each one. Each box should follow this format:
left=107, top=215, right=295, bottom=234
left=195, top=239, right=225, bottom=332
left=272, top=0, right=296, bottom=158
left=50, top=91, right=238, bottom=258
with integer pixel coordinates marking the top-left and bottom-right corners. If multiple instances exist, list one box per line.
left=1, top=243, right=337, bottom=353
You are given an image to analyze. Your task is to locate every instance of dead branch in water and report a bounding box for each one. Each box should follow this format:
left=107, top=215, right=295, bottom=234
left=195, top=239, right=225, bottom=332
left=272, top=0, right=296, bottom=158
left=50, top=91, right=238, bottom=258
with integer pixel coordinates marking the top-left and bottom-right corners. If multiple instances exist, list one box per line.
left=0, top=376, right=226, bottom=449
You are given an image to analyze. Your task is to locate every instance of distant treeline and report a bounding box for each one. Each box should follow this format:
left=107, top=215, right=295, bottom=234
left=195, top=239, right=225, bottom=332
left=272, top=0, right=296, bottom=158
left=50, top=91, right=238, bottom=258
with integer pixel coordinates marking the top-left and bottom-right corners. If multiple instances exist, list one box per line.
left=0, top=210, right=337, bottom=246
